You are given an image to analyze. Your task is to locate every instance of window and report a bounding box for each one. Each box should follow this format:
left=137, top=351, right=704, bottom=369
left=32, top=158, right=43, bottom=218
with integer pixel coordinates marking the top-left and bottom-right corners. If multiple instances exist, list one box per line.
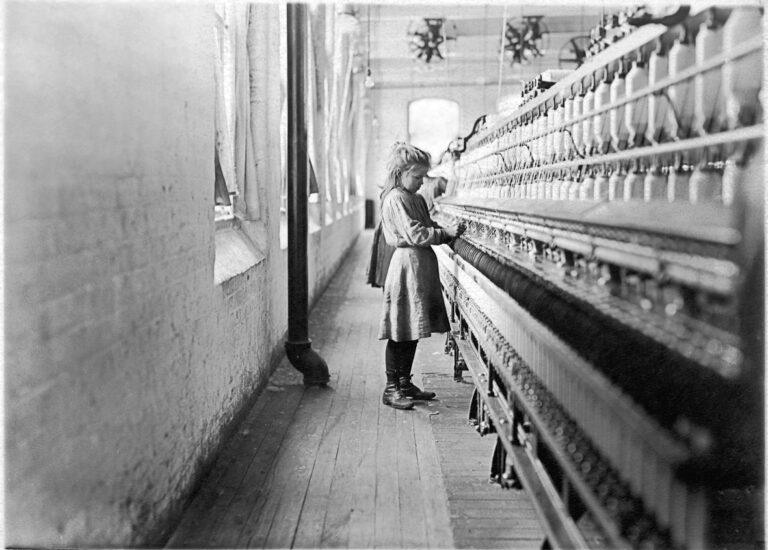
left=214, top=2, right=238, bottom=220
left=408, top=98, right=460, bottom=164
left=212, top=3, right=272, bottom=284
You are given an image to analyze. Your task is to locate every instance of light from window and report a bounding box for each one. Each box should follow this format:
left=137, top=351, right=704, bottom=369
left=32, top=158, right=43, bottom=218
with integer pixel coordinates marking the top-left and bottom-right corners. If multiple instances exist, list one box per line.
left=408, top=98, right=460, bottom=165
left=214, top=2, right=238, bottom=220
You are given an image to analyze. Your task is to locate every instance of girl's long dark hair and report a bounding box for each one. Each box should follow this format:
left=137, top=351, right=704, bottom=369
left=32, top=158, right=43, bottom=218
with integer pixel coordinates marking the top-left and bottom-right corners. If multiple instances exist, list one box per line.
left=380, top=142, right=431, bottom=207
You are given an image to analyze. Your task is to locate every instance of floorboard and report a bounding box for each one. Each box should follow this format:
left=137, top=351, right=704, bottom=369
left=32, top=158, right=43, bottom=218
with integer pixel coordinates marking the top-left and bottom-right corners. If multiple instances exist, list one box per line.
left=166, top=231, right=545, bottom=549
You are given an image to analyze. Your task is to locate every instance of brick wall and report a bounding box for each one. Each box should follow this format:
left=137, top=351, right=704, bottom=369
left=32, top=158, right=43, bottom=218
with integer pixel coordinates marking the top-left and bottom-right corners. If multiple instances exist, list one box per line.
left=308, top=204, right=366, bottom=305
left=5, top=3, right=363, bottom=546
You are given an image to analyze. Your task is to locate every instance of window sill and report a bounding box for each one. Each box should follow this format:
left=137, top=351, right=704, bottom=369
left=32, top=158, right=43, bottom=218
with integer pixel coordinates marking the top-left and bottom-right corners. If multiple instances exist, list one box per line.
left=215, top=203, right=235, bottom=222
left=215, top=215, right=239, bottom=232
left=214, top=217, right=266, bottom=285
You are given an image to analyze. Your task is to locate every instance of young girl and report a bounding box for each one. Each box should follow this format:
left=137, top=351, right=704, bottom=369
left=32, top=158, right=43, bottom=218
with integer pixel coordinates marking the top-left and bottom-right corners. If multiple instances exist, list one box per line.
left=377, top=142, right=464, bottom=410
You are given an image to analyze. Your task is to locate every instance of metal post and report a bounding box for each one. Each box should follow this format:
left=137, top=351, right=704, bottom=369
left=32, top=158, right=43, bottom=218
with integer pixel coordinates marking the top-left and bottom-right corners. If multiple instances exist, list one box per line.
left=285, top=2, right=330, bottom=386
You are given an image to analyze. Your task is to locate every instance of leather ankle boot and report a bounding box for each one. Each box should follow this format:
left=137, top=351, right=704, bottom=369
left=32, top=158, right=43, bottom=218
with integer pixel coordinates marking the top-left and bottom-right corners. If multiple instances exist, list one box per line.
left=382, top=382, right=414, bottom=410
left=399, top=376, right=436, bottom=400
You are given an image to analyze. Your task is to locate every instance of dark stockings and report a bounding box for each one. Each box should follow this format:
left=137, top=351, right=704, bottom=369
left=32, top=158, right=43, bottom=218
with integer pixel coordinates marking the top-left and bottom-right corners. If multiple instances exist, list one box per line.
left=385, top=339, right=418, bottom=383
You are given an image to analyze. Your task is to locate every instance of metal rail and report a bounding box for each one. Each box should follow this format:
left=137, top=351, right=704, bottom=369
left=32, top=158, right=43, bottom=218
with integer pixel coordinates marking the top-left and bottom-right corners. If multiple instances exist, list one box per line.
left=452, top=328, right=594, bottom=549
left=458, top=124, right=763, bottom=181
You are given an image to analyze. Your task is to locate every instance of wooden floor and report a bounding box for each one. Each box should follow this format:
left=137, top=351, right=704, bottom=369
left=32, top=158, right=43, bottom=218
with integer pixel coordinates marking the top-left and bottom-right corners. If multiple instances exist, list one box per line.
left=166, top=231, right=545, bottom=549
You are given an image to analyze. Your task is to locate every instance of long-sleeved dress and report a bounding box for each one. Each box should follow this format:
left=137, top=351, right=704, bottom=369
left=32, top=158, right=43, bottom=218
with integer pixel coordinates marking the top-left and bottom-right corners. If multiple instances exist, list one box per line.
left=377, top=187, right=451, bottom=342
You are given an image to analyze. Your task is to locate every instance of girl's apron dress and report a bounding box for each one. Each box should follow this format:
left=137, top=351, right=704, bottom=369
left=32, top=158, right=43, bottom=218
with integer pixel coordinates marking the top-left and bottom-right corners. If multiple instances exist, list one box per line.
left=377, top=188, right=451, bottom=342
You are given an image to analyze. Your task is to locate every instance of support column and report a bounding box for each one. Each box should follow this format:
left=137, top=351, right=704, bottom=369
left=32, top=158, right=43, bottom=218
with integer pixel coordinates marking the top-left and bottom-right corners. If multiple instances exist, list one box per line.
left=285, top=2, right=330, bottom=386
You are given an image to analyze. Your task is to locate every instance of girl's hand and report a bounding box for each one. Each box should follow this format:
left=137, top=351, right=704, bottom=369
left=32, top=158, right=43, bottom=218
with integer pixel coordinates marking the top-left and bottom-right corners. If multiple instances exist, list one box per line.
left=444, top=223, right=465, bottom=238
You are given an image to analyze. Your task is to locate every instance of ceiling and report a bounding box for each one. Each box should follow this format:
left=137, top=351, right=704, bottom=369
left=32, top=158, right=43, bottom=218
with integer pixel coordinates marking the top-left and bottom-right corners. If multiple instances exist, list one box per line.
left=359, top=4, right=610, bottom=92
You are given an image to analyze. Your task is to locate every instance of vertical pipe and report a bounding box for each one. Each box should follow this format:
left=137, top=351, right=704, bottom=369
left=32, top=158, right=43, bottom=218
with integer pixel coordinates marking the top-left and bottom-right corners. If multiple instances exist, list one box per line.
left=285, top=2, right=330, bottom=386
left=287, top=1, right=308, bottom=341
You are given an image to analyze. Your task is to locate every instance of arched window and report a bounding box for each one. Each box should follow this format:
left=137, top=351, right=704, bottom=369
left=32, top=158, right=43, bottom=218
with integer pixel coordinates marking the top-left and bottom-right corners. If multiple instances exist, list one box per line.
left=408, top=98, right=460, bottom=164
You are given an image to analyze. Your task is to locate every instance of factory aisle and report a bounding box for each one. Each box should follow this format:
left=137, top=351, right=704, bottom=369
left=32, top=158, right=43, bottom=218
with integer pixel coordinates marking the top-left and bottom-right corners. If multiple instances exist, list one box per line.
left=166, top=231, right=544, bottom=549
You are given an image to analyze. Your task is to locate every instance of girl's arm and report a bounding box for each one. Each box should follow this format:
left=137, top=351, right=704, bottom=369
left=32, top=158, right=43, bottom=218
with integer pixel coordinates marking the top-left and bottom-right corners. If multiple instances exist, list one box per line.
left=417, top=193, right=443, bottom=229
left=385, top=193, right=449, bottom=247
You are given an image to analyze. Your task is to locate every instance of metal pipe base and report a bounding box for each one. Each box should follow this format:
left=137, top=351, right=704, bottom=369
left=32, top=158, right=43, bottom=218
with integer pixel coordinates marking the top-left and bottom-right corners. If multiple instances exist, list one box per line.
left=285, top=340, right=330, bottom=387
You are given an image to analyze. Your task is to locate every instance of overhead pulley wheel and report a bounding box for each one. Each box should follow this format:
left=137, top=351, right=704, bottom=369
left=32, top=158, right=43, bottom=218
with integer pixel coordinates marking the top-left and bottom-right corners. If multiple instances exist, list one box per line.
left=558, top=35, right=590, bottom=69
